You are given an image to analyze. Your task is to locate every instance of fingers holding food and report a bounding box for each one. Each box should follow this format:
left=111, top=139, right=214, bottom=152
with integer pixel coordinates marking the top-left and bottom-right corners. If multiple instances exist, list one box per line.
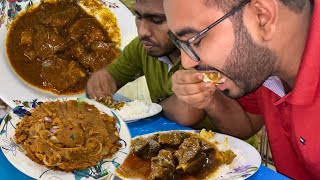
left=202, top=71, right=225, bottom=84
left=86, top=69, right=117, bottom=100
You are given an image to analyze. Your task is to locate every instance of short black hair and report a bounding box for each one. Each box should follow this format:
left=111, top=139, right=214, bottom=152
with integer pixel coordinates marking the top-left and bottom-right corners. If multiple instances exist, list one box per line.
left=279, top=0, right=307, bottom=13
left=205, top=0, right=307, bottom=13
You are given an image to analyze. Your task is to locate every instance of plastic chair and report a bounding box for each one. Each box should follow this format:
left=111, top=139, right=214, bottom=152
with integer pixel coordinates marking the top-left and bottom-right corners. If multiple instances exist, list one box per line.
left=259, top=126, right=275, bottom=167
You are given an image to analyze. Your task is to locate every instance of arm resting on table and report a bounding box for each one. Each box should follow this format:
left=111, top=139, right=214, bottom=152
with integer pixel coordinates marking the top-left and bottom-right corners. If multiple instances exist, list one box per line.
left=160, top=94, right=205, bottom=126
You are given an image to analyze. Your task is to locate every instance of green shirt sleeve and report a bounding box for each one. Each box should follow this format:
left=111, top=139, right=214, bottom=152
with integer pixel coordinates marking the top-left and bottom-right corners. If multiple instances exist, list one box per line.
left=107, top=37, right=144, bottom=84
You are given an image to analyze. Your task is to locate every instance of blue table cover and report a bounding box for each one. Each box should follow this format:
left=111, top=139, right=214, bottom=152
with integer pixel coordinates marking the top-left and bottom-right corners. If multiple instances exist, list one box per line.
left=0, top=114, right=290, bottom=180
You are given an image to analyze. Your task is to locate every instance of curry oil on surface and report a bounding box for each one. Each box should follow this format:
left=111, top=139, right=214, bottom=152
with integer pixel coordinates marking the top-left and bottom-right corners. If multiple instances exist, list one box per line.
left=6, top=0, right=121, bottom=95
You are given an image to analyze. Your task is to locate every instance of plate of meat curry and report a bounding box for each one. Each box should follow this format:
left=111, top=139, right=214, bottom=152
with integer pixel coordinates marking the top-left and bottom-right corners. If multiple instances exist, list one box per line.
left=0, top=97, right=131, bottom=180
left=116, top=130, right=261, bottom=180
left=0, top=0, right=137, bottom=107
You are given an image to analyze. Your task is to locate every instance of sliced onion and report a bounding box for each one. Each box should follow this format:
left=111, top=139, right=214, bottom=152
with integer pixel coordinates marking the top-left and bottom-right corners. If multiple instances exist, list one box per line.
left=29, top=130, right=38, bottom=136
left=33, top=123, right=45, bottom=132
left=50, top=126, right=59, bottom=133
left=101, top=148, right=110, bottom=155
left=60, top=146, right=83, bottom=151
left=39, top=130, right=51, bottom=139
left=43, top=154, right=62, bottom=167
left=44, top=117, right=52, bottom=123
left=88, top=130, right=99, bottom=136
left=86, top=138, right=103, bottom=156
left=90, top=142, right=103, bottom=156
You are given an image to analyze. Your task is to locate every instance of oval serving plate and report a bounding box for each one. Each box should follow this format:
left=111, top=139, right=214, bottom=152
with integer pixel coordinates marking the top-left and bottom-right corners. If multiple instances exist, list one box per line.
left=117, top=130, right=261, bottom=180
left=0, top=97, right=131, bottom=180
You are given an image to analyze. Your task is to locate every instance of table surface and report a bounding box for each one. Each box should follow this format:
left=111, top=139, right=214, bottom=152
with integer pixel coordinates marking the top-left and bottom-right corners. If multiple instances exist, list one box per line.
left=0, top=113, right=291, bottom=180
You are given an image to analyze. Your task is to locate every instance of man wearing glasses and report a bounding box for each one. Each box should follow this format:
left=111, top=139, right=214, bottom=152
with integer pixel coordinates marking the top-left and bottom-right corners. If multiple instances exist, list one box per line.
left=87, top=0, right=212, bottom=128
left=164, top=0, right=318, bottom=179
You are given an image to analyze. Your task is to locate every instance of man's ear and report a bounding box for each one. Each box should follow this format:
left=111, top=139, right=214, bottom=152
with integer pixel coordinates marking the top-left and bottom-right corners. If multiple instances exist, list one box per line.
left=247, top=0, right=279, bottom=41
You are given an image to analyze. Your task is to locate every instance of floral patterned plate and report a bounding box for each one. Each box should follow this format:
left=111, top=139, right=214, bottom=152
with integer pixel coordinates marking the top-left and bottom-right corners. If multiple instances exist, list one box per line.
left=0, top=0, right=137, bottom=108
left=117, top=130, right=261, bottom=180
left=0, top=97, right=131, bottom=180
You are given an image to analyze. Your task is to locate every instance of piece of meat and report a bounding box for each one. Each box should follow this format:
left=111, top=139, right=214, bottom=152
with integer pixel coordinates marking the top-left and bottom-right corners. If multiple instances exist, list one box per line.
left=158, top=131, right=190, bottom=148
left=70, top=41, right=120, bottom=72
left=37, top=3, right=79, bottom=27
left=90, top=41, right=115, bottom=51
left=41, top=57, right=86, bottom=92
left=23, top=47, right=37, bottom=62
left=150, top=149, right=175, bottom=180
left=68, top=18, right=108, bottom=48
left=131, top=135, right=161, bottom=159
left=131, top=137, right=149, bottom=155
left=20, top=30, right=33, bottom=46
left=174, top=137, right=207, bottom=173
left=33, top=25, right=66, bottom=59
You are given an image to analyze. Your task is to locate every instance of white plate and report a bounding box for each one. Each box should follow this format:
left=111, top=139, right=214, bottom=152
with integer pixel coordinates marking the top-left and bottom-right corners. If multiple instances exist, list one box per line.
left=0, top=0, right=138, bottom=108
left=0, top=97, right=131, bottom=180
left=118, top=130, right=261, bottom=180
left=114, top=102, right=162, bottom=123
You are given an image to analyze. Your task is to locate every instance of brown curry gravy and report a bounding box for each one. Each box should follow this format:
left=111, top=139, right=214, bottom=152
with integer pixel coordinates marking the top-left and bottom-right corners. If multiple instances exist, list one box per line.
left=6, top=1, right=119, bottom=95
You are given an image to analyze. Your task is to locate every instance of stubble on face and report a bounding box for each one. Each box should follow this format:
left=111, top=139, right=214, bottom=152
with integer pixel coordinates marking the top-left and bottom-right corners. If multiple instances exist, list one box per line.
left=143, top=40, right=177, bottom=57
left=194, top=14, right=277, bottom=99
left=220, top=12, right=277, bottom=98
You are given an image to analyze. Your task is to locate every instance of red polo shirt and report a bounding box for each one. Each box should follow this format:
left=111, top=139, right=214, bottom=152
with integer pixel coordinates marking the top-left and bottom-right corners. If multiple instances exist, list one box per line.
left=238, top=1, right=320, bottom=179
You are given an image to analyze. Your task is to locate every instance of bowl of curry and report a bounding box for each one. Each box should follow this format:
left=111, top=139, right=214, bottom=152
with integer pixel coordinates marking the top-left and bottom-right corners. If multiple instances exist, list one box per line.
left=7, top=0, right=121, bottom=95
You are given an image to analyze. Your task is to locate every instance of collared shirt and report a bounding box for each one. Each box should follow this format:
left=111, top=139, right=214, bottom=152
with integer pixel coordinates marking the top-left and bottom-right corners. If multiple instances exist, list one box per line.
left=238, top=1, right=320, bottom=179
left=263, top=76, right=286, bottom=97
left=107, top=37, right=219, bottom=131
left=107, top=37, right=181, bottom=103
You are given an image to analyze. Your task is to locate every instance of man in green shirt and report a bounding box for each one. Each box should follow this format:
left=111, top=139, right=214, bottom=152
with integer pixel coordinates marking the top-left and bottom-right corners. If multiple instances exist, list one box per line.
left=86, top=0, right=258, bottom=148
left=86, top=0, right=207, bottom=127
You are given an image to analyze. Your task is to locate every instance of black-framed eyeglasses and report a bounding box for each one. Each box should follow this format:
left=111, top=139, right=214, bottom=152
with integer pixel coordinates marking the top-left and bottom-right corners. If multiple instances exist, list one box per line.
left=168, top=0, right=251, bottom=62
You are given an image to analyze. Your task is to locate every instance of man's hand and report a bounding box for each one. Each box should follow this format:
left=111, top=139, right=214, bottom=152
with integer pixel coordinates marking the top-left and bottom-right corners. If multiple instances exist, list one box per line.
left=172, top=70, right=217, bottom=109
left=86, top=69, right=117, bottom=100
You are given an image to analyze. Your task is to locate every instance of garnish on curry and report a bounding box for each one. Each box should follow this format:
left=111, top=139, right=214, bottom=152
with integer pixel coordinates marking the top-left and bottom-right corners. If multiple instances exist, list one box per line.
left=6, top=0, right=120, bottom=94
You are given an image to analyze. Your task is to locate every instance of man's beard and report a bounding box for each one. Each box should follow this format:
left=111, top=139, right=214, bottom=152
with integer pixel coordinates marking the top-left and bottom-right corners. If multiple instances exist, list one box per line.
left=147, top=44, right=178, bottom=57
left=140, top=37, right=177, bottom=57
left=147, top=46, right=177, bottom=57
left=221, top=14, right=277, bottom=98
left=197, top=13, right=277, bottom=99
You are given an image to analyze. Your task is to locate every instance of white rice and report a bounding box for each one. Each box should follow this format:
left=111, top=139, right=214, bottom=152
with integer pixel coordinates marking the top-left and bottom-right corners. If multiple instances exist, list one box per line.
left=115, top=100, right=157, bottom=120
